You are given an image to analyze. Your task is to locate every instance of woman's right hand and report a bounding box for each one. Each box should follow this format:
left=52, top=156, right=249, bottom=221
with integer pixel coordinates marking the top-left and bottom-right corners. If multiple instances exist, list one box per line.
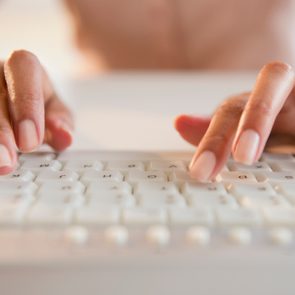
left=0, top=50, right=74, bottom=175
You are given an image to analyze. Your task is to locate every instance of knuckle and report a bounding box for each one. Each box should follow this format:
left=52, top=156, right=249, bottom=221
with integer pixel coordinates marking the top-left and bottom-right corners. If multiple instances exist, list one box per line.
left=0, top=125, right=13, bottom=137
left=216, top=98, right=245, bottom=117
left=246, top=100, right=273, bottom=117
left=204, top=133, right=229, bottom=148
left=7, top=50, right=39, bottom=67
left=262, top=61, right=294, bottom=76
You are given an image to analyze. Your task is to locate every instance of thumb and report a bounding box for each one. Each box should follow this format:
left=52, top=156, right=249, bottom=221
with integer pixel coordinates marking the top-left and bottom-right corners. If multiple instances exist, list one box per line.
left=174, top=114, right=211, bottom=146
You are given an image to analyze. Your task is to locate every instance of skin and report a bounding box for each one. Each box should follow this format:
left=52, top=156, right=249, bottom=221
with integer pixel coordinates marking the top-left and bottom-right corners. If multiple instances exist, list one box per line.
left=1, top=1, right=295, bottom=180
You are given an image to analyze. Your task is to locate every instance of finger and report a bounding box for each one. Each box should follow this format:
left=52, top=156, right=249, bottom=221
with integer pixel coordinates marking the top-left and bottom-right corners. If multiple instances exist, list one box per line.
left=174, top=114, right=211, bottom=146
left=189, top=94, right=247, bottom=181
left=0, top=63, right=17, bottom=174
left=4, top=50, right=45, bottom=152
left=232, top=62, right=295, bottom=164
left=45, top=93, right=74, bottom=151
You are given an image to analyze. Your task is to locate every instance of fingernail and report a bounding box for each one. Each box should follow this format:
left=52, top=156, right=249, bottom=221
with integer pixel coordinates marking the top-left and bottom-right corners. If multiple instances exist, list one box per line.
left=55, top=120, right=73, bottom=135
left=0, top=144, right=12, bottom=167
left=189, top=151, right=216, bottom=181
left=18, top=120, right=39, bottom=151
left=234, top=129, right=260, bottom=164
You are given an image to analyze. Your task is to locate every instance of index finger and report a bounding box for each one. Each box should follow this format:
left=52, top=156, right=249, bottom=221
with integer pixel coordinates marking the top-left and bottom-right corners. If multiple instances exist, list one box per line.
left=232, top=61, right=295, bottom=164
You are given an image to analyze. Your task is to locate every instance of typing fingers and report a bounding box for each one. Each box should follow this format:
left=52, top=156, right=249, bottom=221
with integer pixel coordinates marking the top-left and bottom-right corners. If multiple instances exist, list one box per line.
left=232, top=62, right=295, bottom=164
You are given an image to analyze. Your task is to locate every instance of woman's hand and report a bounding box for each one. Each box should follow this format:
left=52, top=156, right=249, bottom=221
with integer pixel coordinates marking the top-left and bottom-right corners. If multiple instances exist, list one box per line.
left=175, top=61, right=295, bottom=181
left=0, top=50, right=73, bottom=175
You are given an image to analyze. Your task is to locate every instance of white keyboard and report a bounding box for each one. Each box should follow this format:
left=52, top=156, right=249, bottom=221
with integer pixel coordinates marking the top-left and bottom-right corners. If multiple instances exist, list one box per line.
left=2, top=150, right=295, bottom=295
left=1, top=150, right=295, bottom=252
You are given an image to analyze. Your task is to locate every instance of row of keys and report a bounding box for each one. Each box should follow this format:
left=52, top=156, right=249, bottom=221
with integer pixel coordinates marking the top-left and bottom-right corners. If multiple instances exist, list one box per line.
left=64, top=225, right=294, bottom=247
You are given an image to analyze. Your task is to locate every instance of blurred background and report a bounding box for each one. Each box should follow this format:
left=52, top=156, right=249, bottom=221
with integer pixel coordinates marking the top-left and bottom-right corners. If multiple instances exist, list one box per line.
left=0, top=0, right=80, bottom=77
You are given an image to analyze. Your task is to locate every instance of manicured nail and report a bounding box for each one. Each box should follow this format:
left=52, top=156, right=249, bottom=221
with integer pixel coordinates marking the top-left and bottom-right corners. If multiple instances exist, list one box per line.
left=56, top=120, right=73, bottom=135
left=234, top=129, right=260, bottom=164
left=0, top=144, right=12, bottom=167
left=18, top=119, right=39, bottom=151
left=189, top=151, right=216, bottom=182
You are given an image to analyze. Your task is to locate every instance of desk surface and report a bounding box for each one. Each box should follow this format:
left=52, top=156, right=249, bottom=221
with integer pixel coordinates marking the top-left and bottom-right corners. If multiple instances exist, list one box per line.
left=57, top=72, right=256, bottom=151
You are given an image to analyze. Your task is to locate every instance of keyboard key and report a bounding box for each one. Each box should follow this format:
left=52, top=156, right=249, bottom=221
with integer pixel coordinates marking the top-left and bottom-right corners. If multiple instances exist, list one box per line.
left=227, top=183, right=276, bottom=197
left=145, top=225, right=170, bottom=246
left=134, top=182, right=179, bottom=195
left=35, top=170, right=79, bottom=183
left=75, top=205, right=120, bottom=225
left=106, top=161, right=145, bottom=171
left=262, top=153, right=293, bottom=162
left=268, top=228, right=293, bottom=245
left=19, top=152, right=56, bottom=162
left=274, top=183, right=295, bottom=203
left=0, top=170, right=35, bottom=182
left=38, top=181, right=85, bottom=195
left=187, top=194, right=238, bottom=209
left=227, top=227, right=252, bottom=245
left=137, top=193, right=186, bottom=208
left=0, top=182, right=38, bottom=194
left=21, top=160, right=62, bottom=171
left=257, top=172, right=295, bottom=182
left=169, top=208, right=214, bottom=226
left=216, top=208, right=262, bottom=226
left=86, top=181, right=132, bottom=194
left=269, top=161, right=295, bottom=172
left=169, top=171, right=194, bottom=182
left=182, top=182, right=227, bottom=197
left=104, top=225, right=129, bottom=246
left=228, top=161, right=271, bottom=172
left=126, top=171, right=167, bottom=183
left=63, top=160, right=103, bottom=172
left=26, top=205, right=73, bottom=226
left=81, top=170, right=123, bottom=183
left=147, top=160, right=186, bottom=172
left=123, top=208, right=167, bottom=225
left=186, top=226, right=211, bottom=246
left=88, top=192, right=135, bottom=208
left=263, top=208, right=295, bottom=226
left=216, top=171, right=257, bottom=183
left=238, top=194, right=290, bottom=209
left=37, top=193, right=84, bottom=207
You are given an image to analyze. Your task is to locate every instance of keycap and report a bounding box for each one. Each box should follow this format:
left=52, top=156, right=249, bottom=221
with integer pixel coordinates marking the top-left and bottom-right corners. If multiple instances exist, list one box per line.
left=104, top=225, right=129, bottom=246
left=122, top=208, right=167, bottom=225
left=216, top=172, right=257, bottom=183
left=64, top=226, right=89, bottom=245
left=263, top=208, right=295, bottom=226
left=147, top=160, right=186, bottom=172
left=182, top=182, right=227, bottom=197
left=19, top=152, right=56, bottom=162
left=216, top=208, right=262, bottom=226
left=262, top=153, right=293, bottom=162
left=169, top=208, right=214, bottom=226
left=21, top=160, right=62, bottom=171
left=0, top=170, right=35, bottom=182
left=37, top=193, right=84, bottom=207
left=0, top=182, right=38, bottom=194
left=169, top=171, right=194, bottom=182
left=268, top=228, right=293, bottom=245
left=146, top=225, right=170, bottom=246
left=227, top=227, right=252, bottom=245
left=86, top=181, right=132, bottom=194
left=75, top=205, right=120, bottom=225
left=186, top=226, right=211, bottom=246
left=274, top=183, right=295, bottom=203
left=0, top=194, right=32, bottom=225
left=188, top=194, right=238, bottom=209
left=270, top=161, right=295, bottom=172
left=81, top=170, right=123, bottom=183
left=88, top=192, right=135, bottom=208
left=26, top=205, right=73, bottom=226
left=137, top=192, right=186, bottom=208
left=106, top=161, right=145, bottom=171
left=63, top=160, right=103, bottom=172
left=228, top=161, right=272, bottom=172
left=257, top=172, right=295, bottom=182
left=35, top=170, right=79, bottom=183
left=38, top=181, right=85, bottom=195
left=126, top=171, right=167, bottom=183
left=134, top=181, right=179, bottom=195
left=238, top=194, right=290, bottom=209
left=227, top=183, right=276, bottom=198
